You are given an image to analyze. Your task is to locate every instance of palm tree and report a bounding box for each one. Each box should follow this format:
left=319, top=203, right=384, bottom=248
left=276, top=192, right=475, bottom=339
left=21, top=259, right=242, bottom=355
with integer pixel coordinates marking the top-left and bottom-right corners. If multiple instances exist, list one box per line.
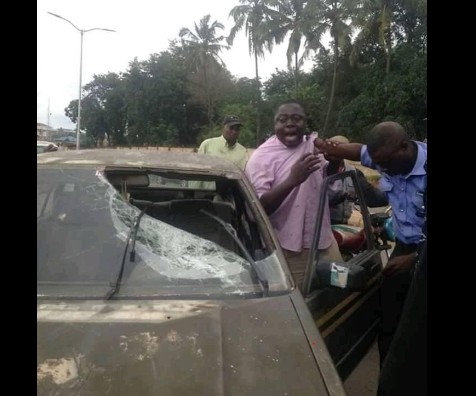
left=267, top=1, right=356, bottom=134
left=179, top=14, right=229, bottom=126
left=267, top=0, right=322, bottom=94
left=393, top=0, right=427, bottom=49
left=312, top=0, right=359, bottom=135
left=228, top=0, right=277, bottom=146
left=350, top=0, right=395, bottom=75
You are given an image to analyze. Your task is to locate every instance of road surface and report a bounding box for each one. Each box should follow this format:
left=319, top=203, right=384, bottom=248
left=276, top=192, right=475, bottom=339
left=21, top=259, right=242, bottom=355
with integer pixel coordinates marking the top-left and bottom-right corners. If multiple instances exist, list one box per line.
left=344, top=341, right=380, bottom=395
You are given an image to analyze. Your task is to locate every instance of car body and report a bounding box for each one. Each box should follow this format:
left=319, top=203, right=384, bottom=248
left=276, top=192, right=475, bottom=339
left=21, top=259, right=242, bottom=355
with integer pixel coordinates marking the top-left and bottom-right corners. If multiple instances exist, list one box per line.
left=37, top=140, right=58, bottom=154
left=37, top=150, right=384, bottom=395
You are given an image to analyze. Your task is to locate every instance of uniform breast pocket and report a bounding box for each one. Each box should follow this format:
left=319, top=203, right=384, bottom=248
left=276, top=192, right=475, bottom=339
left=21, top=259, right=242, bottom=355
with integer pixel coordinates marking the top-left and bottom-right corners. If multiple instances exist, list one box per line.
left=412, top=190, right=426, bottom=218
left=379, top=178, right=393, bottom=193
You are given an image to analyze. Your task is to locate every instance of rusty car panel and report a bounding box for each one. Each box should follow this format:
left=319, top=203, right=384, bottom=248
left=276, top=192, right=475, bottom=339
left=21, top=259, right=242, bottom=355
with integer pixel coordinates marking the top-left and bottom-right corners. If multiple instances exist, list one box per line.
left=37, top=149, right=383, bottom=395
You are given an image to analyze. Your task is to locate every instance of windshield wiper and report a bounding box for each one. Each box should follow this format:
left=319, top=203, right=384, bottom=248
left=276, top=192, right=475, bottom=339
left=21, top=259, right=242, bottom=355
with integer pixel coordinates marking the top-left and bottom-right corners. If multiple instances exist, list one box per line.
left=104, top=205, right=148, bottom=300
left=200, top=209, right=269, bottom=297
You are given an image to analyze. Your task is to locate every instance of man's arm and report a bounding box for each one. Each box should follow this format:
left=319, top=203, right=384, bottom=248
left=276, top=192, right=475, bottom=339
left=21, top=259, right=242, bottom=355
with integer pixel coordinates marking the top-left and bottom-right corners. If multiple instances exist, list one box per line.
left=328, top=189, right=347, bottom=206
left=382, top=252, right=417, bottom=277
left=259, top=153, right=323, bottom=215
left=314, top=138, right=362, bottom=161
left=197, top=140, right=207, bottom=154
left=238, top=148, right=249, bottom=171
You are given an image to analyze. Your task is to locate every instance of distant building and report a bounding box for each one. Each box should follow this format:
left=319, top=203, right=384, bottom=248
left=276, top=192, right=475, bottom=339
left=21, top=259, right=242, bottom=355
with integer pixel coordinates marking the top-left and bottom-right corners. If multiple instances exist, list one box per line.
left=37, top=123, right=55, bottom=140
left=37, top=123, right=78, bottom=146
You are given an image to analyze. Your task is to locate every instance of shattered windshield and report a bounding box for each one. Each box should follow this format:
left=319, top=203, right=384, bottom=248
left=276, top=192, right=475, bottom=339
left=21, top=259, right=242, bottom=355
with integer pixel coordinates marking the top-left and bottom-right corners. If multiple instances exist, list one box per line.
left=37, top=166, right=290, bottom=298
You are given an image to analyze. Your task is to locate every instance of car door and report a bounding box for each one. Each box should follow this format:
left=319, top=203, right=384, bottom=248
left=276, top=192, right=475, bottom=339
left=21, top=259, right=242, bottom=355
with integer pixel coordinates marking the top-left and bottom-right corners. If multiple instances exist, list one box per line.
left=302, top=170, right=384, bottom=380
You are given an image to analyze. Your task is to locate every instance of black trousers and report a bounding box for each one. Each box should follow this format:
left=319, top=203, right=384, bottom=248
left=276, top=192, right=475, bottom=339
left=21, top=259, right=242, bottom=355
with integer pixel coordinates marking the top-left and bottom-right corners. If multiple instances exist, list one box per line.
left=377, top=239, right=417, bottom=367
left=377, top=240, right=427, bottom=396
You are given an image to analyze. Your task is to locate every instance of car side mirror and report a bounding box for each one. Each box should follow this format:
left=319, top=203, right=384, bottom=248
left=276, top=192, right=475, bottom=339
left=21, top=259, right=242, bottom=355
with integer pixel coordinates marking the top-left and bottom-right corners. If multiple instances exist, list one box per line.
left=315, top=261, right=368, bottom=291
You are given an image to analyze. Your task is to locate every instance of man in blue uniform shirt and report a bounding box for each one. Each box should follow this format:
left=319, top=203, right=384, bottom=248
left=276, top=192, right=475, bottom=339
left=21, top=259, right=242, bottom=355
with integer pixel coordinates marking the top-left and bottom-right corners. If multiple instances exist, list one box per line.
left=377, top=159, right=427, bottom=396
left=314, top=121, right=427, bottom=365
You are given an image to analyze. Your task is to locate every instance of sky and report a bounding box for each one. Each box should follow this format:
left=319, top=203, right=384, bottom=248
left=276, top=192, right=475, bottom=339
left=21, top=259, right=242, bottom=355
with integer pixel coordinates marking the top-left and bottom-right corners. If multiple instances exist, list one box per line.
left=37, top=0, right=315, bottom=130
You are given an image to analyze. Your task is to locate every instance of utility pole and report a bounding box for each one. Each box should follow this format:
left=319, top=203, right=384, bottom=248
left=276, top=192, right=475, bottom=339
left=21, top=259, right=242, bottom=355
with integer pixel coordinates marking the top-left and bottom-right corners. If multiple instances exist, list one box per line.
left=47, top=97, right=51, bottom=127
left=48, top=12, right=115, bottom=150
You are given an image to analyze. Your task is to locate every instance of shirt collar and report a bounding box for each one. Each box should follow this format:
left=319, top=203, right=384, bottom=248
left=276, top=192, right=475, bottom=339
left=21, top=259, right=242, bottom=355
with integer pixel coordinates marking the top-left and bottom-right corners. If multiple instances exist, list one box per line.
left=379, top=141, right=427, bottom=179
left=404, top=141, right=427, bottom=178
left=220, top=134, right=235, bottom=148
left=384, top=140, right=426, bottom=179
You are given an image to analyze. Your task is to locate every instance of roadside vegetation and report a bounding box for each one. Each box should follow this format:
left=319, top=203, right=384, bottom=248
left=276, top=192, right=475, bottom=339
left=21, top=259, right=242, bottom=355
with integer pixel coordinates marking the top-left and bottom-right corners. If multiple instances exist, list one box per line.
left=64, top=0, right=427, bottom=149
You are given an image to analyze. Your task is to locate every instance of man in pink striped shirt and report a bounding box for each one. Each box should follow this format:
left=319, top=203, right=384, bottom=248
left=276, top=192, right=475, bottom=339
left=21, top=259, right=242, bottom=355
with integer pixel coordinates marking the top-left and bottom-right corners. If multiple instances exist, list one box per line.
left=245, top=100, right=342, bottom=292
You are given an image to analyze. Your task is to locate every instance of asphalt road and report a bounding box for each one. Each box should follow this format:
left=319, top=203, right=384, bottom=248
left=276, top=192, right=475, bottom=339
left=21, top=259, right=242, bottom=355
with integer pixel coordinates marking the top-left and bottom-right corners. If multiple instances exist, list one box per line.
left=344, top=341, right=380, bottom=395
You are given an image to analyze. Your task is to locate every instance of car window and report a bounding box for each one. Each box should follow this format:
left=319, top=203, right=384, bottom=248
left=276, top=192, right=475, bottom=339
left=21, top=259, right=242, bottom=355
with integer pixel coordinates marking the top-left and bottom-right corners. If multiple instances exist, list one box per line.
left=302, top=170, right=385, bottom=378
left=328, top=173, right=368, bottom=262
left=301, top=171, right=383, bottom=295
left=37, top=166, right=290, bottom=299
left=148, top=174, right=189, bottom=188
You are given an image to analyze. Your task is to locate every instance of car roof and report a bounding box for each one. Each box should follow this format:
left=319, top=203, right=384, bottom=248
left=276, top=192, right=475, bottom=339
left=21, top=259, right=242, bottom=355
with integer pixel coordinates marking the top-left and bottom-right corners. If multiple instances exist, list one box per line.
left=37, top=149, right=244, bottom=176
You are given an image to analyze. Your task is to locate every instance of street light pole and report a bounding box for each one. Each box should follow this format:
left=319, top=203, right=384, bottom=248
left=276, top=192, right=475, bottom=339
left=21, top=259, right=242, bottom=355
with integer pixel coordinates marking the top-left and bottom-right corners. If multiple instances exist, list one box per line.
left=78, top=29, right=84, bottom=151
left=47, top=12, right=115, bottom=150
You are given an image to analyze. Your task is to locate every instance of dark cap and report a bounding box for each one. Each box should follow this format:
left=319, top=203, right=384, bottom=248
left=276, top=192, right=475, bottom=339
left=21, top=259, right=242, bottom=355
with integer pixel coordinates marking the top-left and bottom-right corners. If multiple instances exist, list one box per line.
left=223, top=115, right=242, bottom=127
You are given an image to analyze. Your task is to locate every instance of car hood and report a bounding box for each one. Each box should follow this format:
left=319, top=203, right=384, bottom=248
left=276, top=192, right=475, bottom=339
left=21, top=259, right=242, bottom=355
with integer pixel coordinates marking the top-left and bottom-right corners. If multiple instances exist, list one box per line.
left=37, top=295, right=333, bottom=396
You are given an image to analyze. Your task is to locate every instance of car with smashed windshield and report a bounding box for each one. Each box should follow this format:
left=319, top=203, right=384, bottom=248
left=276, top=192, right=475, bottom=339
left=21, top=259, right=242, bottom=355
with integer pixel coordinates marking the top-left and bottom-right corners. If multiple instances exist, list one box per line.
left=37, top=149, right=384, bottom=395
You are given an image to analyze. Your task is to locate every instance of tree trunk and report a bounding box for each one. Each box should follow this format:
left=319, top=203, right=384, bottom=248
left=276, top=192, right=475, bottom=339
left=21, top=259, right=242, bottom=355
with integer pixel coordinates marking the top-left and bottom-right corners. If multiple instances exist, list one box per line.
left=385, top=30, right=391, bottom=75
left=323, top=37, right=339, bottom=136
left=383, top=4, right=392, bottom=75
left=294, top=51, right=299, bottom=95
left=202, top=55, right=213, bottom=126
left=254, top=51, right=261, bottom=147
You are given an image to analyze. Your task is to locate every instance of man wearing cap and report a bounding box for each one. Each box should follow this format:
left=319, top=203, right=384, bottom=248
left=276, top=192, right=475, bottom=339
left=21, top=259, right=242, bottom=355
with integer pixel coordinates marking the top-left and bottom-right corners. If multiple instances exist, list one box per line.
left=196, top=115, right=248, bottom=170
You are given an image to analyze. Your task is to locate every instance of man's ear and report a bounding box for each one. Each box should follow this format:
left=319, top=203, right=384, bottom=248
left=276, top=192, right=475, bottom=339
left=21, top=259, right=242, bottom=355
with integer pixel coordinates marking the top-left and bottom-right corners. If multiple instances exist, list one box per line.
left=400, top=140, right=410, bottom=150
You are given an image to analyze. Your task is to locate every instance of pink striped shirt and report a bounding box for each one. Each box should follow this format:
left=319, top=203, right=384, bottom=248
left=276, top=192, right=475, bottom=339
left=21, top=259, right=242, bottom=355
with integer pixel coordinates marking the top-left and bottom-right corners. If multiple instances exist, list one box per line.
left=245, top=133, right=333, bottom=252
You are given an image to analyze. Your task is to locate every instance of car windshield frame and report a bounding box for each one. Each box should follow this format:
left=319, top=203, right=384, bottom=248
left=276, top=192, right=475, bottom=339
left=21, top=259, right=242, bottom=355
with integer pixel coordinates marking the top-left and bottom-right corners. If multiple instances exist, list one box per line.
left=37, top=163, right=292, bottom=300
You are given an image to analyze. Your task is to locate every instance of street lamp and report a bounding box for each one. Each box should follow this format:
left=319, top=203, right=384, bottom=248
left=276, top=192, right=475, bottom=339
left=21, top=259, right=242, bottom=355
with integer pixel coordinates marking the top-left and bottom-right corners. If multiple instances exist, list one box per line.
left=47, top=12, right=115, bottom=150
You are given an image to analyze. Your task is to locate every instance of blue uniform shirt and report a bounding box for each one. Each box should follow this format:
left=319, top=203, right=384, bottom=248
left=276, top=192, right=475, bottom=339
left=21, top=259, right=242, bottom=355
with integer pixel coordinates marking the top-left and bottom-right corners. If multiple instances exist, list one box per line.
left=361, top=141, right=427, bottom=244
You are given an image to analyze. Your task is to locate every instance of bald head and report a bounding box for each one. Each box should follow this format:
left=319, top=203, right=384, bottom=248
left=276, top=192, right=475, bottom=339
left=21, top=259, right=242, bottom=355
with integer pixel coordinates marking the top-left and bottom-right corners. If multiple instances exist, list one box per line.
left=366, top=122, right=408, bottom=155
left=366, top=121, right=417, bottom=176
left=328, top=135, right=350, bottom=145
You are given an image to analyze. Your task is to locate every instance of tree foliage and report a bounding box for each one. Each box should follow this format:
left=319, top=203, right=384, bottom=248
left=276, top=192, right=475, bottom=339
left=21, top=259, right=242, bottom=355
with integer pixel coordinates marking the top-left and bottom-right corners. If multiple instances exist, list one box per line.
left=65, top=0, right=427, bottom=148
left=228, top=0, right=278, bottom=145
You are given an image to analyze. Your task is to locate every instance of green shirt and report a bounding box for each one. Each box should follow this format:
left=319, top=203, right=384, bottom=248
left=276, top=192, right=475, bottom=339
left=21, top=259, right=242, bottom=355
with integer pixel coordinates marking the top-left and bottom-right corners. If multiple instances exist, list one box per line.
left=198, top=135, right=248, bottom=170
